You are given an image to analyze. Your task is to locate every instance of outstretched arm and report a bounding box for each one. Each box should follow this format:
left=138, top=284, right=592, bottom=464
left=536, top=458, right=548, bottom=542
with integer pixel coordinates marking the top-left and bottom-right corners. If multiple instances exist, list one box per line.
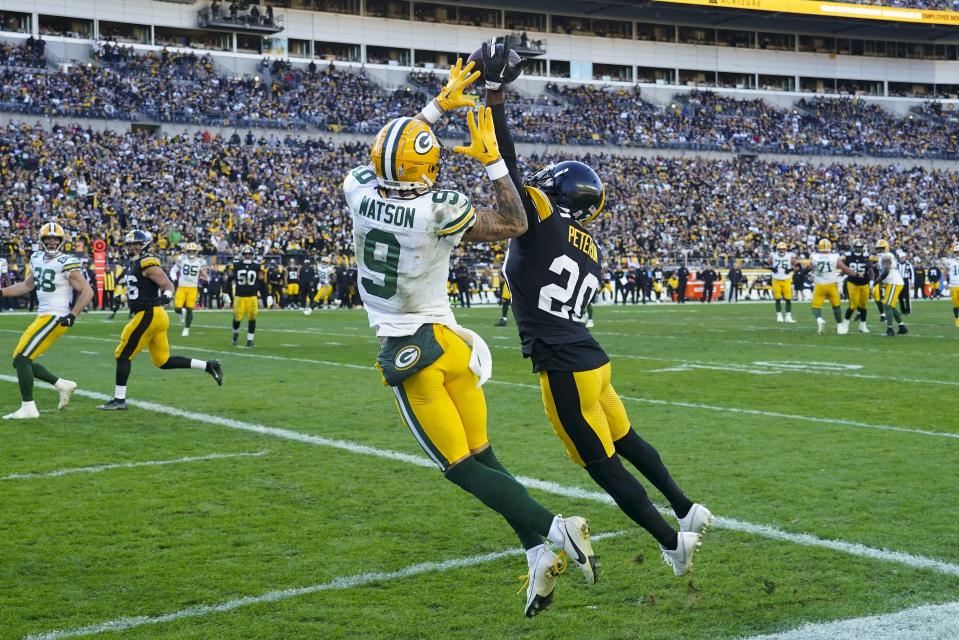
left=414, top=58, right=480, bottom=126
left=0, top=273, right=36, bottom=298
left=452, top=107, right=527, bottom=242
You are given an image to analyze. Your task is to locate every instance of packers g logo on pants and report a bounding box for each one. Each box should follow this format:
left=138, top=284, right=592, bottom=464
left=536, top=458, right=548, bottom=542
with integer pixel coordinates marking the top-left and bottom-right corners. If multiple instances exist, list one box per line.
left=395, top=345, right=421, bottom=370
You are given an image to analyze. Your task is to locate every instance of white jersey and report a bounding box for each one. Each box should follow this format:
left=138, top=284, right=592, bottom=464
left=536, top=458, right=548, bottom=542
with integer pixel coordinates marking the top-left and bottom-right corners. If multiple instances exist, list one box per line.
left=345, top=164, right=476, bottom=337
left=317, top=264, right=334, bottom=286
left=176, top=255, right=206, bottom=287
left=879, top=252, right=904, bottom=285
left=29, top=250, right=80, bottom=316
left=770, top=252, right=793, bottom=280
left=810, top=252, right=840, bottom=285
left=945, top=258, right=959, bottom=288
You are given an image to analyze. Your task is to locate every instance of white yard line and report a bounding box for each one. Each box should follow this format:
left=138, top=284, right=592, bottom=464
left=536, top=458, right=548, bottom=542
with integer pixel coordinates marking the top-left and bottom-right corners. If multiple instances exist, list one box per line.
left=738, top=600, right=959, bottom=640
left=6, top=374, right=959, bottom=581
left=22, top=530, right=628, bottom=640
left=1, top=451, right=267, bottom=481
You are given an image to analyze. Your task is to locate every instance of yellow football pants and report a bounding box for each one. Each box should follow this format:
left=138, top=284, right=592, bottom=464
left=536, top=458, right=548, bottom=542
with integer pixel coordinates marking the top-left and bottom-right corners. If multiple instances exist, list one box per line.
left=286, top=283, right=300, bottom=296
left=234, top=296, right=259, bottom=321
left=313, top=285, right=333, bottom=304
left=13, top=315, right=68, bottom=360
left=174, top=286, right=198, bottom=309
left=951, top=287, right=959, bottom=307
left=391, top=325, right=488, bottom=471
left=771, top=279, right=792, bottom=300
left=115, top=307, right=171, bottom=366
left=847, top=283, right=870, bottom=311
left=811, top=283, right=840, bottom=309
left=882, top=284, right=903, bottom=309
left=539, top=362, right=631, bottom=467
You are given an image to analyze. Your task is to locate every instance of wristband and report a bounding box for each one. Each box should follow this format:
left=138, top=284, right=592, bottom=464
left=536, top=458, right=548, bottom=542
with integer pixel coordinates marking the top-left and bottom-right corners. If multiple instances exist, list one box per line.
left=420, top=99, right=443, bottom=125
left=485, top=158, right=508, bottom=181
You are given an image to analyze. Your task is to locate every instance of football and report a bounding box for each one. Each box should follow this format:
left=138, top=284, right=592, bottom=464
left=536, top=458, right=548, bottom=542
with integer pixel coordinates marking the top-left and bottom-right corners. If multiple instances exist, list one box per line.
left=466, top=42, right=524, bottom=85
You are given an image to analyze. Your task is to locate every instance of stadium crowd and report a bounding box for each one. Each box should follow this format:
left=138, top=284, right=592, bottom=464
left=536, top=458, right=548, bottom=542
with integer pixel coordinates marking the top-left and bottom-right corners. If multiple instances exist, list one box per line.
left=1, top=46, right=957, bottom=159
left=821, top=0, right=958, bottom=11
left=0, top=123, right=954, bottom=284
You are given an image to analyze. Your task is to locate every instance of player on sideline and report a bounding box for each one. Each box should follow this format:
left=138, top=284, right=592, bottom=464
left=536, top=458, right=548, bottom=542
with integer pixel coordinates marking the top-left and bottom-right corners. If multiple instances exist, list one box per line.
left=97, top=231, right=223, bottom=410
left=494, top=279, right=511, bottom=326
left=483, top=38, right=710, bottom=578
left=346, top=57, right=597, bottom=618
left=874, top=240, right=908, bottom=337
left=843, top=240, right=872, bottom=333
left=230, top=245, right=262, bottom=346
left=810, top=238, right=856, bottom=335
left=304, top=256, right=334, bottom=315
left=769, top=241, right=798, bottom=323
left=0, top=222, right=93, bottom=419
left=174, top=242, right=208, bottom=337
left=945, top=245, right=959, bottom=328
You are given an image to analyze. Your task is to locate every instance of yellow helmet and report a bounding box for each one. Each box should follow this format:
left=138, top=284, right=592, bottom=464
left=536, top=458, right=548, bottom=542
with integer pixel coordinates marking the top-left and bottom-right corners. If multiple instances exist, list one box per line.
left=370, top=117, right=440, bottom=191
left=776, top=241, right=787, bottom=252
left=39, top=221, right=65, bottom=254
left=817, top=238, right=832, bottom=252
left=875, top=239, right=890, bottom=253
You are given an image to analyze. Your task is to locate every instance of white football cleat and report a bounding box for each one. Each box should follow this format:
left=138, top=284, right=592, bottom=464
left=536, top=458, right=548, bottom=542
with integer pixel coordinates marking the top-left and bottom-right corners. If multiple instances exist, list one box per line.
left=816, top=317, right=826, bottom=335
left=776, top=313, right=783, bottom=323
left=585, top=318, right=594, bottom=328
left=548, top=515, right=599, bottom=584
left=55, top=379, right=77, bottom=410
left=303, top=307, right=313, bottom=316
left=3, top=401, right=40, bottom=420
left=661, top=531, right=702, bottom=577
left=678, top=503, right=713, bottom=536
left=859, top=321, right=870, bottom=334
left=837, top=321, right=849, bottom=335
left=785, top=313, right=796, bottom=323
left=523, top=544, right=566, bottom=618
left=181, top=327, right=190, bottom=337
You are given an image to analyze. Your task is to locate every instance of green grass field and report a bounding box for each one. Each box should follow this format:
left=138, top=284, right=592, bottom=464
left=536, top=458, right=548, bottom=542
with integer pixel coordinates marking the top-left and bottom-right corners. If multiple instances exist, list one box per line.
left=1, top=301, right=957, bottom=640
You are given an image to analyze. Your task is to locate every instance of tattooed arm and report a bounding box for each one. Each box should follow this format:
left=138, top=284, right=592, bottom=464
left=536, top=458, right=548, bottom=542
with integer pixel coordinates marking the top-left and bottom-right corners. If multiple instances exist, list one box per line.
left=465, top=175, right=528, bottom=242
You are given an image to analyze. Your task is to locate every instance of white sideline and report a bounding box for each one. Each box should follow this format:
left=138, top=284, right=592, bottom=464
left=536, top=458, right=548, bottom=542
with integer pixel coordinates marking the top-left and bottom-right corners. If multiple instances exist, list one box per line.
left=12, top=330, right=956, bottom=441
left=22, top=530, right=628, bottom=640
left=738, top=600, right=959, bottom=640
left=6, top=374, right=959, bottom=581
left=1, top=451, right=267, bottom=481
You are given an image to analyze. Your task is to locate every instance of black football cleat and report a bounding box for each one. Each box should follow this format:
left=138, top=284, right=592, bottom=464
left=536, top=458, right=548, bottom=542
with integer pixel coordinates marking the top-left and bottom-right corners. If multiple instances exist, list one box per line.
left=207, top=360, right=224, bottom=386
left=97, top=398, right=128, bottom=411
left=231, top=333, right=238, bottom=346
left=897, top=325, right=909, bottom=335
left=884, top=327, right=895, bottom=337
left=246, top=340, right=255, bottom=348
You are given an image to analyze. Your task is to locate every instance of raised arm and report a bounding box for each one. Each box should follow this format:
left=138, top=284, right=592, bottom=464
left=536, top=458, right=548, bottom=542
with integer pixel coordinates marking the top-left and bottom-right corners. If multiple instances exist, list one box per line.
left=452, top=107, right=527, bottom=242
left=0, top=273, right=35, bottom=298
left=414, top=58, right=480, bottom=126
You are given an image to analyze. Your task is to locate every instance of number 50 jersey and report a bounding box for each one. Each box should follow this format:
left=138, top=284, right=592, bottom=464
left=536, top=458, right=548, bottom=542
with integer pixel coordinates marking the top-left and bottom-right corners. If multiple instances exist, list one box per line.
left=345, top=165, right=475, bottom=337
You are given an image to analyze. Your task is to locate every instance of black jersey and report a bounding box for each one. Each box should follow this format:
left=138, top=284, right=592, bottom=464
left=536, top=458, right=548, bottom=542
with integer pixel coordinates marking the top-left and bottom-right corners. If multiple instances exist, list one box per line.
left=287, top=267, right=300, bottom=283
left=125, top=254, right=163, bottom=312
left=504, top=190, right=609, bottom=372
left=232, top=260, right=261, bottom=297
left=267, top=266, right=284, bottom=286
left=845, top=253, right=870, bottom=285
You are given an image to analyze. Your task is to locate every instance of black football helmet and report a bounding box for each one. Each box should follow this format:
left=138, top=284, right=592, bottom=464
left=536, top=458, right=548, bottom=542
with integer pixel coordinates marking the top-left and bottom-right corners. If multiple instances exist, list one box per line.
left=524, top=161, right=605, bottom=225
left=124, top=229, right=152, bottom=257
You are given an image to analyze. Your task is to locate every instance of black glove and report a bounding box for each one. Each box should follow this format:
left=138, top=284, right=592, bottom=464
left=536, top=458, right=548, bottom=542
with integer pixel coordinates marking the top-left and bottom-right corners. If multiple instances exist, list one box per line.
left=159, top=290, right=173, bottom=306
left=59, top=313, right=76, bottom=327
left=482, top=36, right=525, bottom=91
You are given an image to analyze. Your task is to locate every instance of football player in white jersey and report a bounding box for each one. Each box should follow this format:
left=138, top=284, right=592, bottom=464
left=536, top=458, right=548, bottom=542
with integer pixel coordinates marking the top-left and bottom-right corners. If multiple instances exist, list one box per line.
left=945, top=244, right=959, bottom=328
left=809, top=238, right=856, bottom=335
left=346, top=57, right=597, bottom=618
left=875, top=240, right=908, bottom=336
left=304, top=256, right=335, bottom=315
left=769, top=241, right=798, bottom=323
left=0, top=222, right=93, bottom=419
left=174, top=242, right=208, bottom=337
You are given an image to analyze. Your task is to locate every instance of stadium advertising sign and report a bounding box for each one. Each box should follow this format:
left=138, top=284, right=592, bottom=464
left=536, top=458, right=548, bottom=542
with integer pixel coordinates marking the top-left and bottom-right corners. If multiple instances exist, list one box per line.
left=656, top=0, right=959, bottom=25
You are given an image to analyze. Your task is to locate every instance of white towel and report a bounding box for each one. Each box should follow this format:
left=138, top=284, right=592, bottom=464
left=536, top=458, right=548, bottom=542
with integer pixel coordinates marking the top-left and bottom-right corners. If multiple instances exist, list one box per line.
left=447, top=324, right=493, bottom=387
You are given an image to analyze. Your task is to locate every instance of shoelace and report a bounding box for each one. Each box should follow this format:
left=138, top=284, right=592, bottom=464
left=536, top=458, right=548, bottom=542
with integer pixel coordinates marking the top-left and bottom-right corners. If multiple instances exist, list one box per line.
left=517, top=551, right=569, bottom=595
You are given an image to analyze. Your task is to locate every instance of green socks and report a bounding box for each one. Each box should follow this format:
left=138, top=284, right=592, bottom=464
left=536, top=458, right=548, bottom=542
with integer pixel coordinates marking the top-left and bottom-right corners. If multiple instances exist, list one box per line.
left=473, top=447, right=545, bottom=549
left=445, top=456, right=554, bottom=549
left=31, top=362, right=59, bottom=385
left=185, top=308, right=194, bottom=329
left=13, top=355, right=34, bottom=402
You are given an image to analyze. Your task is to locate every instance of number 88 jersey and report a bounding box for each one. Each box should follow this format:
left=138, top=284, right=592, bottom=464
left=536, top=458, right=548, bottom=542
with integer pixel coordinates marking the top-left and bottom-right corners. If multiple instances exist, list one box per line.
left=345, top=164, right=475, bottom=337
left=504, top=187, right=609, bottom=372
left=30, top=250, right=81, bottom=317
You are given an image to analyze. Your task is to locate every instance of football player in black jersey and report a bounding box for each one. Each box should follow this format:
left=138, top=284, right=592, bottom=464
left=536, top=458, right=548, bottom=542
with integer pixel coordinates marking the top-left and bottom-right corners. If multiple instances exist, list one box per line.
left=230, top=245, right=262, bottom=347
left=97, top=230, right=223, bottom=410
left=484, top=40, right=711, bottom=577
left=843, top=239, right=872, bottom=334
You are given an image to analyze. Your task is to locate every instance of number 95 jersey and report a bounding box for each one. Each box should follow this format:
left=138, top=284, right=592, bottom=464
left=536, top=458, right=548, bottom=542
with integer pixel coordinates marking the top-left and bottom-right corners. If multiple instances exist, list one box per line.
left=504, top=187, right=608, bottom=371
left=345, top=165, right=475, bottom=337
